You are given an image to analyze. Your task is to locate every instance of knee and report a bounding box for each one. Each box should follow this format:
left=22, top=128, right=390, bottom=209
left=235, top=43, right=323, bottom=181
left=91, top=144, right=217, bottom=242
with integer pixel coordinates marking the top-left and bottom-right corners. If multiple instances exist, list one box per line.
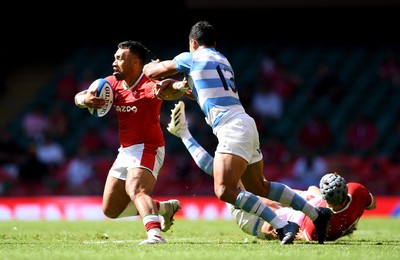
left=103, top=207, right=119, bottom=219
left=102, top=203, right=125, bottom=219
left=214, top=185, right=234, bottom=203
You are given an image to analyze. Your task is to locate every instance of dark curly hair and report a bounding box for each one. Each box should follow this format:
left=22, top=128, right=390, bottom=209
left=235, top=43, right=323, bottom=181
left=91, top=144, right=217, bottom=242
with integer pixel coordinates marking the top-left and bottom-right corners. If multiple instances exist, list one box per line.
left=118, top=40, right=157, bottom=64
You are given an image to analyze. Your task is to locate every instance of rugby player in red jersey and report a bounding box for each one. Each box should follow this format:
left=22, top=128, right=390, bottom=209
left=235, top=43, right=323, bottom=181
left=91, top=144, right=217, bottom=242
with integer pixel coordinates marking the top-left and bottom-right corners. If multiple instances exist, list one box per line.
left=74, top=40, right=184, bottom=245
left=298, top=175, right=376, bottom=241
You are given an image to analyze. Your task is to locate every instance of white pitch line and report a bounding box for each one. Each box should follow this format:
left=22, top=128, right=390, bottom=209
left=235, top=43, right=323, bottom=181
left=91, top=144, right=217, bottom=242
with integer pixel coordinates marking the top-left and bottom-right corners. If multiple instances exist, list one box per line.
left=83, top=237, right=195, bottom=244
left=83, top=240, right=139, bottom=244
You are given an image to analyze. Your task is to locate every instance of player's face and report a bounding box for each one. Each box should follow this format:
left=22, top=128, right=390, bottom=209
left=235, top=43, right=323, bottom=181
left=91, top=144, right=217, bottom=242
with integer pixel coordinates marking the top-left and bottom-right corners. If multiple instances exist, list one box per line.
left=113, top=48, right=135, bottom=80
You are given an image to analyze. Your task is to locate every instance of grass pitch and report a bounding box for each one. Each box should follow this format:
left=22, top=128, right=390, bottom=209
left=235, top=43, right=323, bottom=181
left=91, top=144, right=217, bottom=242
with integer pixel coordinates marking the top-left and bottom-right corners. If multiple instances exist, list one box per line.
left=0, top=218, right=399, bottom=260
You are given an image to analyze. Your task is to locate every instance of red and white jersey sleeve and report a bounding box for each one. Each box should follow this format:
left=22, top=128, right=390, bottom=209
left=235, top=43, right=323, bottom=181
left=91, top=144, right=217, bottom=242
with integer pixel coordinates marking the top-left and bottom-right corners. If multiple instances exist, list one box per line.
left=105, top=75, right=164, bottom=148
left=300, top=182, right=373, bottom=241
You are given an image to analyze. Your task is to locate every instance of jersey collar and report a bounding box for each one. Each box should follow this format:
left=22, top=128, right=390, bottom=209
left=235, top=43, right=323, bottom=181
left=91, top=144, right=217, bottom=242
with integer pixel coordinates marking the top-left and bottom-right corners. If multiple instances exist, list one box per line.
left=123, top=72, right=144, bottom=90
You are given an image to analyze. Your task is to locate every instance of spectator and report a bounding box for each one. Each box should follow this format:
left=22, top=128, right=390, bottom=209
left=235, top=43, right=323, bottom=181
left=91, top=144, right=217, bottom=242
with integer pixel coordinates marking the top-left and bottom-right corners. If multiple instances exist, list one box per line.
left=0, top=128, right=22, bottom=176
left=65, top=146, right=99, bottom=195
left=79, top=125, right=104, bottom=155
left=261, top=134, right=291, bottom=165
left=284, top=150, right=328, bottom=190
left=47, top=105, right=70, bottom=140
left=36, top=132, right=66, bottom=172
left=55, top=65, right=79, bottom=105
left=297, top=114, right=333, bottom=154
left=308, top=62, right=345, bottom=103
left=258, top=52, right=301, bottom=100
left=100, top=117, right=119, bottom=153
left=18, top=142, right=50, bottom=195
left=21, top=104, right=49, bottom=143
left=0, top=128, right=22, bottom=195
left=260, top=134, right=292, bottom=182
left=251, top=83, right=284, bottom=125
left=356, top=154, right=388, bottom=195
left=344, top=112, right=378, bottom=155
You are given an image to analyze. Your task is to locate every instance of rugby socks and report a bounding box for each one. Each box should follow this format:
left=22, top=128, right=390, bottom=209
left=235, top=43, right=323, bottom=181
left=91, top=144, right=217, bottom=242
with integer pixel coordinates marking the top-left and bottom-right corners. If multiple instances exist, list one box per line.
left=235, top=190, right=287, bottom=229
left=268, top=182, right=318, bottom=221
left=181, top=135, right=214, bottom=176
left=142, top=214, right=163, bottom=239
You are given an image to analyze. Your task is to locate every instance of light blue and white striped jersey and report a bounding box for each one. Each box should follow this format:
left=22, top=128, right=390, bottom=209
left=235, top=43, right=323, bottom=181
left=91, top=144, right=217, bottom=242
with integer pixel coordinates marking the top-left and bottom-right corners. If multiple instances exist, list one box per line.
left=173, top=48, right=246, bottom=130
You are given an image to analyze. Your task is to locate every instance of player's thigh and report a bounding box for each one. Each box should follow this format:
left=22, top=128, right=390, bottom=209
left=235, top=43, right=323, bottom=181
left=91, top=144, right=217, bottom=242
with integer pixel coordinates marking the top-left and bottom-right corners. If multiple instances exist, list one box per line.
left=241, top=160, right=270, bottom=197
left=102, top=175, right=130, bottom=217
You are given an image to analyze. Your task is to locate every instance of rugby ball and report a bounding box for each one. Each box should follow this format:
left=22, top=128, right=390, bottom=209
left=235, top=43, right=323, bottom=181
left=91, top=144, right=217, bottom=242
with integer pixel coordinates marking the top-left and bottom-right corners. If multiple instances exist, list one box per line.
left=87, top=78, right=114, bottom=117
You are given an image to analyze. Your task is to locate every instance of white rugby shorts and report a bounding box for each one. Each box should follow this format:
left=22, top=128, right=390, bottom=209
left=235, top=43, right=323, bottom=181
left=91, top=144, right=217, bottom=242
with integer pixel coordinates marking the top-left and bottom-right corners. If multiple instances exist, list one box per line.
left=108, top=143, right=165, bottom=180
left=215, top=113, right=263, bottom=164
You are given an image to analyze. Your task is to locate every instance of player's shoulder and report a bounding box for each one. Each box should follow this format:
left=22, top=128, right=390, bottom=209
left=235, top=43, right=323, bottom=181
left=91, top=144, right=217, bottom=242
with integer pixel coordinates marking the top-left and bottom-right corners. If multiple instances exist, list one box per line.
left=175, top=52, right=192, bottom=63
left=348, top=182, right=371, bottom=201
left=347, top=182, right=367, bottom=191
left=175, top=51, right=191, bottom=58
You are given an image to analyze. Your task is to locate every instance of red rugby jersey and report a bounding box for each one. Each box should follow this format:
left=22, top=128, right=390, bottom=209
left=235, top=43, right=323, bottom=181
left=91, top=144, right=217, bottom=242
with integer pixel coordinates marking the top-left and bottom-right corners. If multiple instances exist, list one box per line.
left=105, top=74, right=164, bottom=148
left=300, top=182, right=374, bottom=241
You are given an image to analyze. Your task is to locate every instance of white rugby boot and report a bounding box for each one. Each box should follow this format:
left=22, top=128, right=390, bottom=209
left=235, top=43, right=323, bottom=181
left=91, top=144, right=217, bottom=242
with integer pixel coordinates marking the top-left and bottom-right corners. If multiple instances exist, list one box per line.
left=159, top=199, right=181, bottom=232
left=139, top=236, right=167, bottom=245
left=167, top=101, right=188, bottom=138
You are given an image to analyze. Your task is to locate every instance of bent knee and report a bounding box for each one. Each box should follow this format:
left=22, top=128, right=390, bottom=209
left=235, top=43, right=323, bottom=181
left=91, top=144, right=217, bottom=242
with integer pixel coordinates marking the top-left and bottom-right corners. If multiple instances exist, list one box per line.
left=103, top=208, right=119, bottom=219
left=214, top=186, right=238, bottom=204
left=102, top=203, right=127, bottom=219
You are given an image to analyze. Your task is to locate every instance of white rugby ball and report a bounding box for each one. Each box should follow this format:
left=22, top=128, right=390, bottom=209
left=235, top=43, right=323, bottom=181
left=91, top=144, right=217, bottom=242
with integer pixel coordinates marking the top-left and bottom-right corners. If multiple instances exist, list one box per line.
left=87, top=78, right=114, bottom=117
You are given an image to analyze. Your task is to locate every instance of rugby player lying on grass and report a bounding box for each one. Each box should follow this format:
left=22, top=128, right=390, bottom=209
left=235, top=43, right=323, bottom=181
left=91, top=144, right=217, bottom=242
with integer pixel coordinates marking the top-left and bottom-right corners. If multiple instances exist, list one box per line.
left=167, top=101, right=376, bottom=242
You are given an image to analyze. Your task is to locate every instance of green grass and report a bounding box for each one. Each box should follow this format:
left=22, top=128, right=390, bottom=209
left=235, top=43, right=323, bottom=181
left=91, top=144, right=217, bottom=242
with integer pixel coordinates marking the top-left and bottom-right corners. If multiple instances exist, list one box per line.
left=0, top=218, right=399, bottom=260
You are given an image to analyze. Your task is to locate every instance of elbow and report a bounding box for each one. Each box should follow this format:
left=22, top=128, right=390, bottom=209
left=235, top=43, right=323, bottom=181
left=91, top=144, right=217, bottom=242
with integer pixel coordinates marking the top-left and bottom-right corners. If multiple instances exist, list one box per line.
left=142, top=66, right=153, bottom=78
left=143, top=65, right=159, bottom=80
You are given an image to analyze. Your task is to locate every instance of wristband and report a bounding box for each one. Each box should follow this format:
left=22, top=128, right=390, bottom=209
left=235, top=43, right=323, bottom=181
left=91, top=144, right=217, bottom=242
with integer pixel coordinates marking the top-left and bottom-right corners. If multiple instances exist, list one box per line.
left=75, top=94, right=86, bottom=107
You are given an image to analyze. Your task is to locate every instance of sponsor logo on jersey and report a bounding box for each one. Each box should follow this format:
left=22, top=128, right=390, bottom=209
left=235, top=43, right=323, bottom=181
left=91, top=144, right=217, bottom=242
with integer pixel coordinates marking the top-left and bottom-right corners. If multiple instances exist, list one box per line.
left=115, top=106, right=138, bottom=113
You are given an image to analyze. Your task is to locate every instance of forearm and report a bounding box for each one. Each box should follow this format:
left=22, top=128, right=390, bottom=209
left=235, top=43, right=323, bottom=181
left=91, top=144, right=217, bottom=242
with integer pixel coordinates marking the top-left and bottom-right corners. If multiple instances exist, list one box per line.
left=143, top=60, right=178, bottom=80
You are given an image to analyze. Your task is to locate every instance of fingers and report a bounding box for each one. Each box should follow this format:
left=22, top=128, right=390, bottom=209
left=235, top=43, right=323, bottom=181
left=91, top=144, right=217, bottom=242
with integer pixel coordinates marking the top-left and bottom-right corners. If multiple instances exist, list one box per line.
left=85, top=95, right=106, bottom=109
left=91, top=98, right=106, bottom=108
left=152, top=81, right=168, bottom=100
left=83, top=90, right=106, bottom=108
left=153, top=87, right=165, bottom=100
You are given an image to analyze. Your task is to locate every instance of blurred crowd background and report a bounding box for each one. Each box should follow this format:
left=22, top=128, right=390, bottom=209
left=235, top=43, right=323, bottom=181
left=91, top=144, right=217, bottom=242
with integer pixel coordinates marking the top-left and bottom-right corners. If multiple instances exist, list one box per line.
left=1, top=1, right=399, bottom=197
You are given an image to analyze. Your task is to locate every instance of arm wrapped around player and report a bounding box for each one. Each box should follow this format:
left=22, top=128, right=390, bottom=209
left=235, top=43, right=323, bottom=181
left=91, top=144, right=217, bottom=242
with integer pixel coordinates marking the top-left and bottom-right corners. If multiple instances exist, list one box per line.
left=152, top=78, right=187, bottom=100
